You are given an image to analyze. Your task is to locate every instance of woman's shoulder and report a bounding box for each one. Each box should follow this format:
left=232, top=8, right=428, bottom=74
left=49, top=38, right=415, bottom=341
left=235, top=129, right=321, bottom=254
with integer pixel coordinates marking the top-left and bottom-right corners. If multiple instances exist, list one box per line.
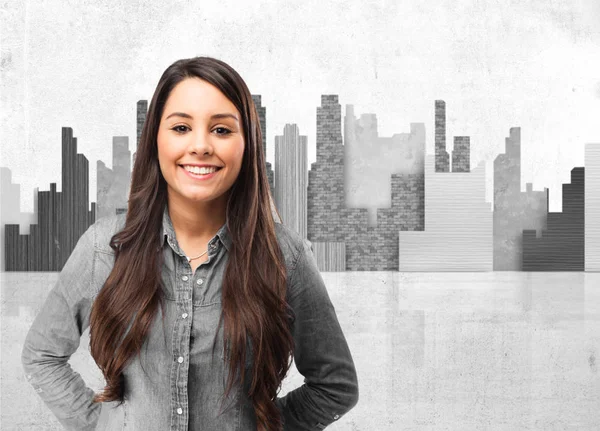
left=273, top=222, right=313, bottom=270
left=88, top=212, right=128, bottom=254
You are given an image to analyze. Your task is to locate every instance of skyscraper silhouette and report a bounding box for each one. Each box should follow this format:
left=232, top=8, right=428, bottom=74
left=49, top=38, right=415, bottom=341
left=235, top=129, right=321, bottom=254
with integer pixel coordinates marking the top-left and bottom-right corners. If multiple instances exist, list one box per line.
left=251, top=95, right=274, bottom=197
left=452, top=136, right=470, bottom=172
left=97, top=136, right=131, bottom=219
left=274, top=124, right=308, bottom=239
left=306, top=95, right=347, bottom=270
left=133, top=100, right=148, bottom=169
left=585, top=143, right=600, bottom=271
left=435, top=100, right=450, bottom=172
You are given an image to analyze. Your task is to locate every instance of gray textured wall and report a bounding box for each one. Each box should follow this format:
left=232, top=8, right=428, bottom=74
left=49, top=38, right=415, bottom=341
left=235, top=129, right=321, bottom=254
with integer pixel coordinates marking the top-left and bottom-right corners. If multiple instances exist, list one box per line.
left=2, top=1, right=600, bottom=429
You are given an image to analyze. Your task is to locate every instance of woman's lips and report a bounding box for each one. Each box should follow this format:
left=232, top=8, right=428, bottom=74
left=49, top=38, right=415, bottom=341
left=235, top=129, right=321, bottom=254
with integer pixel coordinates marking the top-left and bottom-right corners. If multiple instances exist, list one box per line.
left=180, top=165, right=221, bottom=180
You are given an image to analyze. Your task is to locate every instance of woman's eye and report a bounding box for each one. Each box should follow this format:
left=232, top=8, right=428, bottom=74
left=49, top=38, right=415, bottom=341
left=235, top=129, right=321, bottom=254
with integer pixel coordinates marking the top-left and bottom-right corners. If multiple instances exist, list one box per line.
left=213, top=127, right=231, bottom=135
left=172, top=125, right=189, bottom=134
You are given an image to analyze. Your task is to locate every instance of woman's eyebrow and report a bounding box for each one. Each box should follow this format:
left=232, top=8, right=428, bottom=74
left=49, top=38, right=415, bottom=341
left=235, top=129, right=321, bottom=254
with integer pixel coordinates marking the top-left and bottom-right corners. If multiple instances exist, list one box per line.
left=165, top=112, right=239, bottom=122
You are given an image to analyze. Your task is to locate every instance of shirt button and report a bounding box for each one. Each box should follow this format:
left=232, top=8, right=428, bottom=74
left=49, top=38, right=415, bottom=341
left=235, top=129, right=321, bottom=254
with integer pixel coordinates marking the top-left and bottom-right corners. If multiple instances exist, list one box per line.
left=177, top=407, right=183, bottom=415
left=181, top=275, right=188, bottom=281
left=182, top=313, right=188, bottom=319
left=333, top=414, right=339, bottom=420
left=196, top=279, right=203, bottom=285
left=177, top=356, right=184, bottom=363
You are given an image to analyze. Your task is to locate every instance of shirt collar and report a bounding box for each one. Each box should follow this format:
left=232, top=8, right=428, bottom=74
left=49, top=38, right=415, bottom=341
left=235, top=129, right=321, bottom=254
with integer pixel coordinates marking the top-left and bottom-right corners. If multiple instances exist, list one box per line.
left=161, top=204, right=232, bottom=252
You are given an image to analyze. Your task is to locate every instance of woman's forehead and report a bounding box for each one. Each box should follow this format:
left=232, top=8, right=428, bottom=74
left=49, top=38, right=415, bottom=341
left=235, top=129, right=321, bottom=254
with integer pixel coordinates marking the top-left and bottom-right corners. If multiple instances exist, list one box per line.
left=163, top=90, right=240, bottom=121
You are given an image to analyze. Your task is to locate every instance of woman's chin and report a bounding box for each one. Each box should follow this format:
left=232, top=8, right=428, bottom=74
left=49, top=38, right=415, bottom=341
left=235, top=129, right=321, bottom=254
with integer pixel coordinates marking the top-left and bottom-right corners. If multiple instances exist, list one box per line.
left=183, top=193, right=224, bottom=205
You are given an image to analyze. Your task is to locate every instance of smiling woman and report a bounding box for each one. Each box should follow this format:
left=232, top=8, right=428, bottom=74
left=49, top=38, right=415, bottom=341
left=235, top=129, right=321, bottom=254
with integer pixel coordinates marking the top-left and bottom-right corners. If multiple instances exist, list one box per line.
left=21, top=55, right=359, bottom=431
left=157, top=77, right=245, bottom=236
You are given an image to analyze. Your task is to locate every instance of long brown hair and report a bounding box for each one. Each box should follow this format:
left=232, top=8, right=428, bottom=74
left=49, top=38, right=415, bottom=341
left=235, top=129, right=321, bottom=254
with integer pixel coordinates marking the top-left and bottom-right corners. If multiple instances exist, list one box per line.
left=89, top=56, right=294, bottom=431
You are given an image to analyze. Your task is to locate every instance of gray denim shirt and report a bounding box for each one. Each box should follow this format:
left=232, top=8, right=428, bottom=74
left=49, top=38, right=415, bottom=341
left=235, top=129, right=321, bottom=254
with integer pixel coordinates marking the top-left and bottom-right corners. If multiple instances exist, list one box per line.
left=21, top=205, right=359, bottom=430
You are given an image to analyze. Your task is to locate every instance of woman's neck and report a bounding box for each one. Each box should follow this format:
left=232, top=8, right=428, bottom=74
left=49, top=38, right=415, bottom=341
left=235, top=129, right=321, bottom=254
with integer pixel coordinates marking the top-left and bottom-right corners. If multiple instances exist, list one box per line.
left=167, top=195, right=227, bottom=241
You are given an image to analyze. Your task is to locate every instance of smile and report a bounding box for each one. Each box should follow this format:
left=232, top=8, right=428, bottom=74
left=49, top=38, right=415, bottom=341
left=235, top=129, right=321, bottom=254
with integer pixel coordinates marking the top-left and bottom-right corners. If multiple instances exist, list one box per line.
left=180, top=165, right=222, bottom=180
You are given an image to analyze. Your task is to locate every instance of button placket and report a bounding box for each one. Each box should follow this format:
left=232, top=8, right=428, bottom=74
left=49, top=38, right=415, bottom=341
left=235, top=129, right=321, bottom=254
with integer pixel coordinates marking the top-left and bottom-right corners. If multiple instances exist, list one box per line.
left=173, top=262, right=192, bottom=427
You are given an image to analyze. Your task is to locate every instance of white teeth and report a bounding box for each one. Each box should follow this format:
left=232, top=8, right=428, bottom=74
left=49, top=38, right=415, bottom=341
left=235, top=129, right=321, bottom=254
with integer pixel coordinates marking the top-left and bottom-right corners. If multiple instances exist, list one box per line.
left=183, top=165, right=219, bottom=175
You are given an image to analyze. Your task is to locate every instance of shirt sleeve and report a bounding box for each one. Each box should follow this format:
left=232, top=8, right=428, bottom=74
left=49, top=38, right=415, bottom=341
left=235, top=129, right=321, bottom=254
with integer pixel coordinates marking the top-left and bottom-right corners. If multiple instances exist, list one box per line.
left=21, top=223, right=102, bottom=431
left=276, top=238, right=359, bottom=430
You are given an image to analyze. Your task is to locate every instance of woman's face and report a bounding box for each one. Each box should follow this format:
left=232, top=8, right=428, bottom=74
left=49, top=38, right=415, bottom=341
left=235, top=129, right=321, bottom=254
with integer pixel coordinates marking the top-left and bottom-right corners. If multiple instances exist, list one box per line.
left=157, top=77, right=245, bottom=209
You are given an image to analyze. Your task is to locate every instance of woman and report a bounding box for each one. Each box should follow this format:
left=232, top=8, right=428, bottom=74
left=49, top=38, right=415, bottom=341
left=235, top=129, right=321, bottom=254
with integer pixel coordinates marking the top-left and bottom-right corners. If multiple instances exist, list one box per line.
left=21, top=56, right=359, bottom=431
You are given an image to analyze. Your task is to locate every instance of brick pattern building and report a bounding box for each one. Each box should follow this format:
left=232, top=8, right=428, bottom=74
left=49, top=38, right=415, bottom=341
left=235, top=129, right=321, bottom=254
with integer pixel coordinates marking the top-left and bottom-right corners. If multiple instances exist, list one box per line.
left=344, top=104, right=425, bottom=226
left=308, top=96, right=425, bottom=271
left=251, top=95, right=275, bottom=197
left=452, top=136, right=470, bottom=173
left=435, top=100, right=450, bottom=172
left=133, top=100, right=148, bottom=168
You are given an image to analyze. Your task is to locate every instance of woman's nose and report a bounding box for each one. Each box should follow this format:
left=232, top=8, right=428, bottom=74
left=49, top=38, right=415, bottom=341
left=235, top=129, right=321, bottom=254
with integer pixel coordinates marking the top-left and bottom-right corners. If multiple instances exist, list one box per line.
left=189, top=132, right=213, bottom=155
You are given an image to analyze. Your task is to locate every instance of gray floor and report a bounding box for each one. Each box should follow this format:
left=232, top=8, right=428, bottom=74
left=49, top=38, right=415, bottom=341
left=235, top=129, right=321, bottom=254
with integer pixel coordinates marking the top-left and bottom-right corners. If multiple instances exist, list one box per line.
left=2, top=272, right=599, bottom=430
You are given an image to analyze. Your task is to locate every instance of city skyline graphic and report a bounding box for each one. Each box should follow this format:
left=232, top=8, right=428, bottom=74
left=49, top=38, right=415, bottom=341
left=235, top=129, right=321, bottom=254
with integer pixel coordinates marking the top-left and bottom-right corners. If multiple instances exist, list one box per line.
left=3, top=2, right=600, bottom=430
left=2, top=96, right=599, bottom=272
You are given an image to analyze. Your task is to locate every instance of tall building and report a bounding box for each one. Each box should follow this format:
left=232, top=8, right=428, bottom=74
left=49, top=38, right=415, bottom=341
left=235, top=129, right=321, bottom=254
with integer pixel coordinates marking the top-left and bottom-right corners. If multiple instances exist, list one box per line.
left=306, top=95, right=347, bottom=270
left=452, top=136, right=470, bottom=172
left=137, top=100, right=147, bottom=148
left=341, top=105, right=425, bottom=270
left=493, top=128, right=547, bottom=270
left=585, top=143, right=600, bottom=271
left=399, top=154, right=493, bottom=271
left=435, top=100, right=450, bottom=172
left=399, top=100, right=491, bottom=271
left=251, top=95, right=274, bottom=197
left=4, top=127, right=95, bottom=271
left=133, top=100, right=148, bottom=169
left=344, top=105, right=425, bottom=225
left=308, top=95, right=346, bottom=241
left=523, top=167, right=585, bottom=271
left=97, top=136, right=131, bottom=219
left=61, top=128, right=95, bottom=266
left=274, top=124, right=308, bottom=239
left=306, top=97, right=425, bottom=271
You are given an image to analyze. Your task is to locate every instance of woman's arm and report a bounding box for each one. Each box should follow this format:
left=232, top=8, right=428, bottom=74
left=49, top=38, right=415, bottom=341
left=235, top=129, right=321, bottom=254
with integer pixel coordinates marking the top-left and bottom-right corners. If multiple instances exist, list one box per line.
left=276, top=238, right=359, bottom=430
left=21, top=224, right=102, bottom=431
